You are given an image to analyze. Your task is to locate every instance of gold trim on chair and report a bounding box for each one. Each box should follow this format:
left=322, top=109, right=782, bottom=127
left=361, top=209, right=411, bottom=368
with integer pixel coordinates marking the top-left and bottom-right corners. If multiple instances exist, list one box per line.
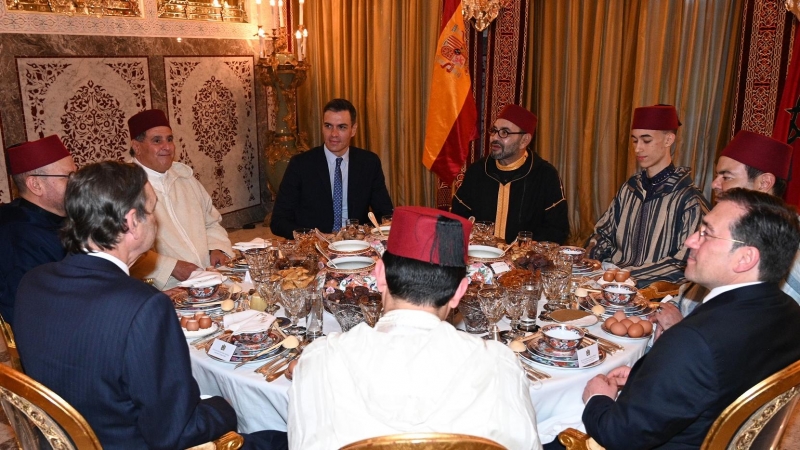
left=340, top=432, right=507, bottom=449
left=0, top=313, right=21, bottom=371
left=702, top=359, right=800, bottom=449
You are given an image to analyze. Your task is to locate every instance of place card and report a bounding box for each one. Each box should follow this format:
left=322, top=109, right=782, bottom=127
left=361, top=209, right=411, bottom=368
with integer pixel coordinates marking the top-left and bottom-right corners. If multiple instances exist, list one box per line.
left=208, top=339, right=237, bottom=361
left=577, top=342, right=600, bottom=368
left=490, top=261, right=511, bottom=275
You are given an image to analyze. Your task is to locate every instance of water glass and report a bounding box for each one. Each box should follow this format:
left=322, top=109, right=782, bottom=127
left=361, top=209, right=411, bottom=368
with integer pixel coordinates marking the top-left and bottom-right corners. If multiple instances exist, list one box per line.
left=243, top=247, right=279, bottom=282
left=501, top=291, right=526, bottom=340
left=279, top=286, right=311, bottom=335
left=541, top=268, right=570, bottom=309
left=518, top=281, right=542, bottom=330
left=472, top=220, right=496, bottom=245
left=517, top=231, right=534, bottom=251
left=478, top=287, right=505, bottom=340
left=459, top=295, right=488, bottom=334
left=330, top=303, right=366, bottom=332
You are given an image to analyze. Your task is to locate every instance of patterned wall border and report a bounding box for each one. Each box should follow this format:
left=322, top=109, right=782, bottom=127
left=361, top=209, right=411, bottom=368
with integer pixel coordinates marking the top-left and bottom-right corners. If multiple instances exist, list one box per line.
left=0, top=0, right=261, bottom=39
left=0, top=114, right=9, bottom=203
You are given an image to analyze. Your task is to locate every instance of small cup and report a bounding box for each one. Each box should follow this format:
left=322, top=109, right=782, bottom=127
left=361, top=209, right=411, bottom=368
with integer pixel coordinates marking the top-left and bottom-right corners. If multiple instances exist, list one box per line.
left=615, top=269, right=631, bottom=282
left=198, top=316, right=213, bottom=329
left=542, top=324, right=584, bottom=351
left=602, top=283, right=637, bottom=305
left=185, top=319, right=200, bottom=331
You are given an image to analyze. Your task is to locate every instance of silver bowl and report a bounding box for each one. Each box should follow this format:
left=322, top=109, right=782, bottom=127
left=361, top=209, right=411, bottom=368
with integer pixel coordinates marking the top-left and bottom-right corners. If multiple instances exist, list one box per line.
left=602, top=283, right=638, bottom=305
left=541, top=324, right=585, bottom=351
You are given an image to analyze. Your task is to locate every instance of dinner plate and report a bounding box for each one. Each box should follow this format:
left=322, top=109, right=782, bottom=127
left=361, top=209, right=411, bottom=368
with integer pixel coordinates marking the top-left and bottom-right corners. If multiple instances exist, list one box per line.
left=519, top=346, right=605, bottom=370
left=328, top=240, right=372, bottom=255
left=600, top=323, right=653, bottom=341
left=206, top=331, right=283, bottom=363
left=183, top=323, right=219, bottom=339
left=468, top=245, right=504, bottom=259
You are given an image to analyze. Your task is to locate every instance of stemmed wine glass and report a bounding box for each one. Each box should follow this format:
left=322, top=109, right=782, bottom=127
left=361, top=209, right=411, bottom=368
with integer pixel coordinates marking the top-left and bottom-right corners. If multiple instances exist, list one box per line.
left=279, top=286, right=311, bottom=335
left=501, top=291, right=526, bottom=340
left=255, top=280, right=280, bottom=315
left=330, top=303, right=366, bottom=332
left=541, top=268, right=570, bottom=311
left=359, top=297, right=383, bottom=327
left=478, top=287, right=505, bottom=341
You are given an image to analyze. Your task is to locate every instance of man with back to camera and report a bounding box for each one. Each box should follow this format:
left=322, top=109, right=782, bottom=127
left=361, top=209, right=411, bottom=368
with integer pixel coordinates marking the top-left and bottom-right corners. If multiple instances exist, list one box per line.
left=287, top=206, right=541, bottom=449
left=0, top=135, right=75, bottom=326
left=13, top=161, right=287, bottom=450
left=126, top=109, right=233, bottom=289
left=586, top=104, right=710, bottom=287
left=452, top=104, right=570, bottom=244
left=580, top=189, right=800, bottom=449
left=654, top=130, right=799, bottom=336
left=270, top=98, right=394, bottom=239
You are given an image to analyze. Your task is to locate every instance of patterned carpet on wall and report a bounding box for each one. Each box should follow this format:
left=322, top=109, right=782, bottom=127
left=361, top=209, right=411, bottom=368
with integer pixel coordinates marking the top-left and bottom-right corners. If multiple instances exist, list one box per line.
left=0, top=116, right=9, bottom=203
left=164, top=56, right=260, bottom=214
left=16, top=57, right=151, bottom=168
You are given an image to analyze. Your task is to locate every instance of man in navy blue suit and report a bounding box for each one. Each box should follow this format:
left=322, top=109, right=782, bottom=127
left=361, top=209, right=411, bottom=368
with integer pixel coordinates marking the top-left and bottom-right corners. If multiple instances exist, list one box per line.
left=270, top=98, right=393, bottom=239
left=579, top=189, right=800, bottom=449
left=14, top=161, right=286, bottom=449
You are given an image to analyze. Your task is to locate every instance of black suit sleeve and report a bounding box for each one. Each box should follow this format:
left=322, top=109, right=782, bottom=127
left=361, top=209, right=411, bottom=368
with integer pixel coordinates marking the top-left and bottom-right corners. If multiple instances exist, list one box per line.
left=124, top=293, right=237, bottom=450
left=582, top=326, right=717, bottom=450
left=367, top=155, right=394, bottom=218
left=270, top=156, right=303, bottom=239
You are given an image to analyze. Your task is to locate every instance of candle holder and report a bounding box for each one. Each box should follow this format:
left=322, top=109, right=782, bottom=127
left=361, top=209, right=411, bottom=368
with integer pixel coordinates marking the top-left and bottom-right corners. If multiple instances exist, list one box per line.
left=257, top=33, right=311, bottom=202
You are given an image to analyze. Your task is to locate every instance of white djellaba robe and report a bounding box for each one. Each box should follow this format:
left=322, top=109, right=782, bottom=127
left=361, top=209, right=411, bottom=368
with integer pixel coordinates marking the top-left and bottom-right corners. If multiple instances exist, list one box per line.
left=130, top=160, right=233, bottom=289
left=288, top=309, right=542, bottom=450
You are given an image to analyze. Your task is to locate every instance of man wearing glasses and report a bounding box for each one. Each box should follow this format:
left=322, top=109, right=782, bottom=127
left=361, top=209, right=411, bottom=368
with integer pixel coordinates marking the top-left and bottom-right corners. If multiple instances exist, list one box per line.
left=452, top=104, right=569, bottom=244
left=0, top=135, right=75, bottom=326
left=653, top=131, right=798, bottom=334
left=585, top=105, right=709, bottom=288
left=579, top=189, right=800, bottom=449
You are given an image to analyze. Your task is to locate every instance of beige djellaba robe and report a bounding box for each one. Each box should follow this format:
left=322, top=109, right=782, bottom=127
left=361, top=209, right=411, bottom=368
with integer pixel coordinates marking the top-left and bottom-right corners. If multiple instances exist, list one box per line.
left=130, top=160, right=233, bottom=289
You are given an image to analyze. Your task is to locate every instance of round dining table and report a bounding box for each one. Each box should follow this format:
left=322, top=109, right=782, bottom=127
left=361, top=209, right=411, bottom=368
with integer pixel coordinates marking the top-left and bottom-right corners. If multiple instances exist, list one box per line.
left=188, top=299, right=650, bottom=444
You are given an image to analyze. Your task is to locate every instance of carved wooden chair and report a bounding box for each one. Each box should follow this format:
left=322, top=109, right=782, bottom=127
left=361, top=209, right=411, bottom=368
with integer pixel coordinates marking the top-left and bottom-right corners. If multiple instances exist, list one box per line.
left=340, top=432, right=507, bottom=449
left=0, top=364, right=244, bottom=449
left=557, top=359, right=800, bottom=450
left=0, top=313, right=21, bottom=371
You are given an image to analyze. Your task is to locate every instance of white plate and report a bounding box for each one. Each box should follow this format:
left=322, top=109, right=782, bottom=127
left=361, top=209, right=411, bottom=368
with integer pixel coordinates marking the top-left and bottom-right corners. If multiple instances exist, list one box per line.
left=182, top=322, right=218, bottom=339
left=597, top=277, right=635, bottom=287
left=370, top=226, right=391, bottom=236
left=328, top=256, right=376, bottom=271
left=600, top=323, right=653, bottom=340
left=329, top=240, right=371, bottom=253
left=468, top=245, right=504, bottom=259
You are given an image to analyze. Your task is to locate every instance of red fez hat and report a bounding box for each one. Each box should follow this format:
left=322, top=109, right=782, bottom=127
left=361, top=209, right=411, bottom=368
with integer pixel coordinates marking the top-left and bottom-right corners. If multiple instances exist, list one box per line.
left=128, top=109, right=170, bottom=139
left=7, top=135, right=71, bottom=175
left=386, top=206, right=472, bottom=267
left=498, top=104, right=538, bottom=135
left=721, top=130, right=793, bottom=180
left=631, top=105, right=681, bottom=130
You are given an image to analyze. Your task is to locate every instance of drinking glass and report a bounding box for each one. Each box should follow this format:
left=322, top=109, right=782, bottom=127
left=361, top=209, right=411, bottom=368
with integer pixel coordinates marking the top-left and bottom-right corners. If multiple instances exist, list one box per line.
left=541, top=268, right=570, bottom=310
left=343, top=219, right=367, bottom=240
left=472, top=221, right=495, bottom=245
left=242, top=247, right=279, bottom=282
left=517, top=231, right=534, bottom=251
left=501, top=290, right=526, bottom=340
left=255, top=280, right=280, bottom=315
left=293, top=228, right=316, bottom=256
left=518, top=280, right=542, bottom=331
left=330, top=303, right=366, bottom=332
left=279, top=286, right=310, bottom=335
left=459, top=295, right=488, bottom=334
left=535, top=241, right=560, bottom=261
left=478, top=287, right=505, bottom=341
left=359, top=296, right=383, bottom=327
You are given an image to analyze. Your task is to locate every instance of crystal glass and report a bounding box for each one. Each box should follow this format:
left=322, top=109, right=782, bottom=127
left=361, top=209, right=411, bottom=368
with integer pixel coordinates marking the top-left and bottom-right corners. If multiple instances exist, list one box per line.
left=242, top=247, right=279, bottom=282
left=279, top=286, right=311, bottom=335
left=459, top=295, right=488, bottom=333
left=293, top=228, right=316, bottom=256
left=501, top=290, right=526, bottom=340
left=478, top=287, right=505, bottom=340
left=359, top=296, right=383, bottom=327
left=330, top=303, right=366, bottom=332
left=541, top=268, right=570, bottom=310
left=472, top=220, right=495, bottom=245
left=517, top=231, right=534, bottom=251
left=535, top=241, right=560, bottom=261
left=255, top=280, right=280, bottom=315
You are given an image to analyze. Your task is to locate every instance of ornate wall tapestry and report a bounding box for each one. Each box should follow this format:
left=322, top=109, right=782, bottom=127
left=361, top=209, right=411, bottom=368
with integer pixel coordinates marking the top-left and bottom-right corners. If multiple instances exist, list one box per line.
left=16, top=56, right=151, bottom=167
left=0, top=114, right=9, bottom=203
left=164, top=56, right=260, bottom=214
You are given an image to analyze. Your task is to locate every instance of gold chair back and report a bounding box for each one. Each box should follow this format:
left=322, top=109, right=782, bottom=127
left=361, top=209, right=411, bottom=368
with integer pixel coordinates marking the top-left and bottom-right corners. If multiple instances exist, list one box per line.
left=0, top=313, right=21, bottom=371
left=0, top=364, right=101, bottom=449
left=340, top=432, right=507, bottom=449
left=702, top=359, right=800, bottom=450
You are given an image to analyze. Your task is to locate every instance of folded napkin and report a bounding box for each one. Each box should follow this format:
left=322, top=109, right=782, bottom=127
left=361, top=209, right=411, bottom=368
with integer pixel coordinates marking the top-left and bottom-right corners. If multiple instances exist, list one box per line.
left=178, top=270, right=225, bottom=288
left=232, top=238, right=270, bottom=251
left=223, top=310, right=276, bottom=334
left=563, top=315, right=599, bottom=327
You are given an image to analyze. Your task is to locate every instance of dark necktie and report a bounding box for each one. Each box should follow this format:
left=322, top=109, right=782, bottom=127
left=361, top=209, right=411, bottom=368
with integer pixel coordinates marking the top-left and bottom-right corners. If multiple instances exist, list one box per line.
left=333, top=157, right=343, bottom=231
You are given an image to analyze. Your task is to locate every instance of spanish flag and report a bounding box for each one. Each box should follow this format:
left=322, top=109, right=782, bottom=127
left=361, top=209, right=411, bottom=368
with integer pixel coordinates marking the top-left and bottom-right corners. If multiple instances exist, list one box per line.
left=423, top=0, right=478, bottom=184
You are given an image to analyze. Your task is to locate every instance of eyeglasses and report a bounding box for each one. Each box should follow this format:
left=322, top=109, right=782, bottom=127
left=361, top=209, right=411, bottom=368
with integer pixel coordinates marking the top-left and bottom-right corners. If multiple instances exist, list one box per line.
left=489, top=127, right=527, bottom=139
left=32, top=172, right=74, bottom=179
left=696, top=225, right=747, bottom=245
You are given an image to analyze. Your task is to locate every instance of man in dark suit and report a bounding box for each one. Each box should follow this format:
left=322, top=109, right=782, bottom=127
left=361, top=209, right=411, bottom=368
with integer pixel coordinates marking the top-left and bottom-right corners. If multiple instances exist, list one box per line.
left=270, top=98, right=394, bottom=239
left=578, top=189, right=800, bottom=449
left=14, top=161, right=286, bottom=449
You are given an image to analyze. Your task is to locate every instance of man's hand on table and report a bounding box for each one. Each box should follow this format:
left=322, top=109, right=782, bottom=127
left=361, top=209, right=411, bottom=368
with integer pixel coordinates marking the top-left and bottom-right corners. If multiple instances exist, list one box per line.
left=172, top=260, right=201, bottom=281
left=583, top=372, right=622, bottom=403
left=209, top=249, right=230, bottom=267
left=651, top=302, right=683, bottom=341
left=606, top=365, right=631, bottom=387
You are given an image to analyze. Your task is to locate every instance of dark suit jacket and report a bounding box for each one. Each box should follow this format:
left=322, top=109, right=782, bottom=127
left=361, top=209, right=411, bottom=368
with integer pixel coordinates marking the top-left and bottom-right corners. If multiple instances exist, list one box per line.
left=14, top=254, right=237, bottom=450
left=270, top=146, right=394, bottom=239
left=582, top=283, right=800, bottom=449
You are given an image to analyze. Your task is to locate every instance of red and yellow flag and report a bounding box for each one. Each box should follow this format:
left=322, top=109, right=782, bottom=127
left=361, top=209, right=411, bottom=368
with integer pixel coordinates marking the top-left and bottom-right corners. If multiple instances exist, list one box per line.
left=423, top=0, right=478, bottom=184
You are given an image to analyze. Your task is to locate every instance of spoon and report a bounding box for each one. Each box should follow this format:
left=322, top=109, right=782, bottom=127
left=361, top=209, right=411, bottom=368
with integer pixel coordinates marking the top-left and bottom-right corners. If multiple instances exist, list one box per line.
left=508, top=341, right=551, bottom=380
left=234, top=335, right=300, bottom=369
left=314, top=228, right=333, bottom=245
left=468, top=216, right=476, bottom=224
left=500, top=238, right=518, bottom=256
left=367, top=212, right=384, bottom=236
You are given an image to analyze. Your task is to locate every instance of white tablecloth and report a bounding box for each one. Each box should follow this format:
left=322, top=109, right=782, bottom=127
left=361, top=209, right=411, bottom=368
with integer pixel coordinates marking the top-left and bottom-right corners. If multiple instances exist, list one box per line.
left=189, top=301, right=649, bottom=443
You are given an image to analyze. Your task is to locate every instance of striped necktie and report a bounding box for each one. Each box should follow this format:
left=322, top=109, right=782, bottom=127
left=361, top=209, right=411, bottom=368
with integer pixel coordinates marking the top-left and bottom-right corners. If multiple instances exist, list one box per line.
left=332, top=157, right=343, bottom=231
